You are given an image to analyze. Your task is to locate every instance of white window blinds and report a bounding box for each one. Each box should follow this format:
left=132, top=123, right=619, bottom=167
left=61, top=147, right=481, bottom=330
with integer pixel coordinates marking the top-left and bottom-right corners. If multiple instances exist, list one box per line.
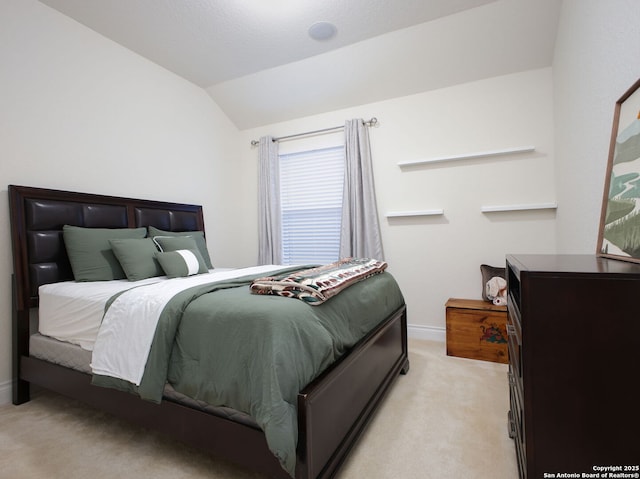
left=279, top=146, right=344, bottom=265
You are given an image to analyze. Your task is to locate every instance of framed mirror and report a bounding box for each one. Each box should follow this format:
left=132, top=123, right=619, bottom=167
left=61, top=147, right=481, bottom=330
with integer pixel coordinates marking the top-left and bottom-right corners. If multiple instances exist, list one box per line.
left=597, top=78, right=640, bottom=263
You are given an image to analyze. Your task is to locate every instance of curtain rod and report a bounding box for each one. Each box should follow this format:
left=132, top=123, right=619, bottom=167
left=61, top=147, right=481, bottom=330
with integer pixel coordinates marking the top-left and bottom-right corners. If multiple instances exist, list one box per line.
left=250, top=117, right=378, bottom=147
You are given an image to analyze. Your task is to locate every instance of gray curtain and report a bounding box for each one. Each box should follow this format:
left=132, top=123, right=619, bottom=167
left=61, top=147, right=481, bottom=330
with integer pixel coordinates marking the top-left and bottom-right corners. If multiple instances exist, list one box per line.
left=257, top=136, right=282, bottom=264
left=340, top=119, right=384, bottom=260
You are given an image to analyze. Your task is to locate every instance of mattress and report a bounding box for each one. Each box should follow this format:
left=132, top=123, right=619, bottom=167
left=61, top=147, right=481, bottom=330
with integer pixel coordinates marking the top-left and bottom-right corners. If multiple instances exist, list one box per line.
left=38, top=276, right=164, bottom=350
left=38, top=269, right=232, bottom=350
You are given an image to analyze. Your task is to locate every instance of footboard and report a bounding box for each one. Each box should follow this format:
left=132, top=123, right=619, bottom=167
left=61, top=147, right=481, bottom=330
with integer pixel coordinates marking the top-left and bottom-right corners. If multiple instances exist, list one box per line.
left=296, top=305, right=408, bottom=479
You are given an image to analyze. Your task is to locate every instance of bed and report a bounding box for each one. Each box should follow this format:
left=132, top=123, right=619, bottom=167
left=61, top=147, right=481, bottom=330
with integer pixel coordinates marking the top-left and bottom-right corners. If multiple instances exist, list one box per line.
left=9, top=184, right=409, bottom=479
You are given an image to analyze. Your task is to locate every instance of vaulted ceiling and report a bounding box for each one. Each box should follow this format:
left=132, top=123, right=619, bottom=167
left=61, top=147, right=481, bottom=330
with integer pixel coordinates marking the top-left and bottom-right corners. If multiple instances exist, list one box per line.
left=38, top=0, right=562, bottom=129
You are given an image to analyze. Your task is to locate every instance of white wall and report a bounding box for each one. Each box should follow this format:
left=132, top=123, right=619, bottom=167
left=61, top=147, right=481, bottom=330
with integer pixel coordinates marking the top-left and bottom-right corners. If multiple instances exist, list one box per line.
left=553, top=0, right=640, bottom=253
left=240, top=67, right=557, bottom=338
left=0, top=0, right=250, bottom=402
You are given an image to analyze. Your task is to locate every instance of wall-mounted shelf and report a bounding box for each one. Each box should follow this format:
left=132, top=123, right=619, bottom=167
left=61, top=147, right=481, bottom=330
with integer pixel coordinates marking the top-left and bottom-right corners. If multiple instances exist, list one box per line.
left=398, top=146, right=535, bottom=168
left=386, top=209, right=444, bottom=218
left=480, top=202, right=557, bottom=213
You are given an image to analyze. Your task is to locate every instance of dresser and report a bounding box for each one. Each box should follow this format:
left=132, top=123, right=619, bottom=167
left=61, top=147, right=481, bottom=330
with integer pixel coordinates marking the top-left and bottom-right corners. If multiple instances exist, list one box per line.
left=506, top=254, right=640, bottom=479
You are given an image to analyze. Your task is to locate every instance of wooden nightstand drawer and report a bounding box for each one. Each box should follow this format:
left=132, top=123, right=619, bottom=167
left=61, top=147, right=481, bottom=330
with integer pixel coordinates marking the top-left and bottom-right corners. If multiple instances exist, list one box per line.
left=445, top=298, right=508, bottom=364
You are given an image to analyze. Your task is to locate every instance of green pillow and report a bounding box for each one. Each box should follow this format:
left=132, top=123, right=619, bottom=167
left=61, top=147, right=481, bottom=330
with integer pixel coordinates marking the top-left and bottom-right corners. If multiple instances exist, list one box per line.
left=153, top=235, right=199, bottom=253
left=109, top=238, right=164, bottom=281
left=62, top=225, right=147, bottom=282
left=155, top=249, right=208, bottom=278
left=148, top=226, right=213, bottom=269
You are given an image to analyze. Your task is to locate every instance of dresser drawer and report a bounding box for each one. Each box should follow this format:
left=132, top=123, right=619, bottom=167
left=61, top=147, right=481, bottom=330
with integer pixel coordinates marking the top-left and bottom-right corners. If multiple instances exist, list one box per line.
left=507, top=316, right=522, bottom=382
left=509, top=373, right=526, bottom=478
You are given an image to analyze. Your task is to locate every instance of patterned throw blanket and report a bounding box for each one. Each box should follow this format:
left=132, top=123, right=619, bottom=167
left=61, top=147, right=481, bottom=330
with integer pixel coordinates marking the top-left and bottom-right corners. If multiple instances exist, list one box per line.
left=250, top=257, right=388, bottom=305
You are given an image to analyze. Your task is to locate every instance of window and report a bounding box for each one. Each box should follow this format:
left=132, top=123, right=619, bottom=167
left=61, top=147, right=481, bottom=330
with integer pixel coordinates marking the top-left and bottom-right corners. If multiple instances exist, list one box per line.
left=279, top=146, right=344, bottom=265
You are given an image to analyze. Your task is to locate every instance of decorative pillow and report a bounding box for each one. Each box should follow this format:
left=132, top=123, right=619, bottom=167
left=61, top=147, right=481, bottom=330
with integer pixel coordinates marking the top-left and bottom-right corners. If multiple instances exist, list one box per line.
left=480, top=264, right=506, bottom=302
left=109, top=238, right=164, bottom=281
left=153, top=235, right=199, bottom=253
left=155, top=249, right=208, bottom=278
left=147, top=226, right=213, bottom=269
left=63, top=225, right=147, bottom=282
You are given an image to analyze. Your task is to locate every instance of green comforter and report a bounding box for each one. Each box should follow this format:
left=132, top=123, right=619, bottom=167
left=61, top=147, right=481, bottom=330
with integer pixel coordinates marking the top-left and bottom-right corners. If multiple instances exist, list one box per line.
left=93, top=268, right=404, bottom=476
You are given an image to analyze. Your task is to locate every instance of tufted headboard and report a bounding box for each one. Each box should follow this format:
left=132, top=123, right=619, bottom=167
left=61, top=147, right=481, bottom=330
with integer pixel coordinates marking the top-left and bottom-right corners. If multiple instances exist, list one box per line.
left=8, top=185, right=205, bottom=310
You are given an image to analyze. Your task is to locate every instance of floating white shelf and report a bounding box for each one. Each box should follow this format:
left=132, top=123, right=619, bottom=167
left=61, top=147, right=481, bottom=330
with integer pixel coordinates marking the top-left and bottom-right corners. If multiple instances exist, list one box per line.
left=386, top=209, right=444, bottom=218
left=480, top=202, right=557, bottom=213
left=398, top=146, right=536, bottom=168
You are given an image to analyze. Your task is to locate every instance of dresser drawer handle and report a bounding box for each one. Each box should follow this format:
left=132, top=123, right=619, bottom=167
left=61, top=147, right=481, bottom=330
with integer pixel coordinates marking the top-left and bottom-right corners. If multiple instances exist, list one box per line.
left=507, top=324, right=516, bottom=335
left=508, top=411, right=517, bottom=439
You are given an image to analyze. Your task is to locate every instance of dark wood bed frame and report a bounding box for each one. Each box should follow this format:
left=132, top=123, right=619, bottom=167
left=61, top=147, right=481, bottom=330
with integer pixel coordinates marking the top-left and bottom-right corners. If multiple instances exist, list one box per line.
left=9, top=185, right=409, bottom=479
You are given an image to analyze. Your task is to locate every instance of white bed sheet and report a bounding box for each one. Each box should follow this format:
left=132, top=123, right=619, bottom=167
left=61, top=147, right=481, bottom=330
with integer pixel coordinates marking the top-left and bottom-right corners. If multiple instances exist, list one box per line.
left=38, top=269, right=231, bottom=351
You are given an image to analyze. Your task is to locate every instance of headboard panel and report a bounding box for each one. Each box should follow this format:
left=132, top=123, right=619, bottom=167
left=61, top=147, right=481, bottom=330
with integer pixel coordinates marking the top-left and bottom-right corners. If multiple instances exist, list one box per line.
left=9, top=185, right=205, bottom=310
left=134, top=208, right=201, bottom=232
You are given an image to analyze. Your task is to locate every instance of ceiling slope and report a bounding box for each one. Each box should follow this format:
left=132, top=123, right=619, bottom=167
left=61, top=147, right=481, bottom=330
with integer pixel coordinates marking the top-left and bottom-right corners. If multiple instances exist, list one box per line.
left=38, top=0, right=561, bottom=129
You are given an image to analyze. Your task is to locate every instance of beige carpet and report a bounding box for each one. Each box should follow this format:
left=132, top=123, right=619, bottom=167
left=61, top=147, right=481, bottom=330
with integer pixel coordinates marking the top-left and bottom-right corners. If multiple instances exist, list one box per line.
left=0, top=340, right=518, bottom=478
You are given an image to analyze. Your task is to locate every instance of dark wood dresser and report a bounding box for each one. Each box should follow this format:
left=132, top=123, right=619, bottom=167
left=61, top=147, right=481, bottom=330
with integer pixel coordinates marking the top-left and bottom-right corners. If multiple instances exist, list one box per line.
left=506, top=254, right=640, bottom=479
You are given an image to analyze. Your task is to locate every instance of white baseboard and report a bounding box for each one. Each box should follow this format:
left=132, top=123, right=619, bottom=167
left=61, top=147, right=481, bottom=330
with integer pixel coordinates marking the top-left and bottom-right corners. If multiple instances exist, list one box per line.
left=407, top=323, right=445, bottom=342
left=0, top=379, right=12, bottom=406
